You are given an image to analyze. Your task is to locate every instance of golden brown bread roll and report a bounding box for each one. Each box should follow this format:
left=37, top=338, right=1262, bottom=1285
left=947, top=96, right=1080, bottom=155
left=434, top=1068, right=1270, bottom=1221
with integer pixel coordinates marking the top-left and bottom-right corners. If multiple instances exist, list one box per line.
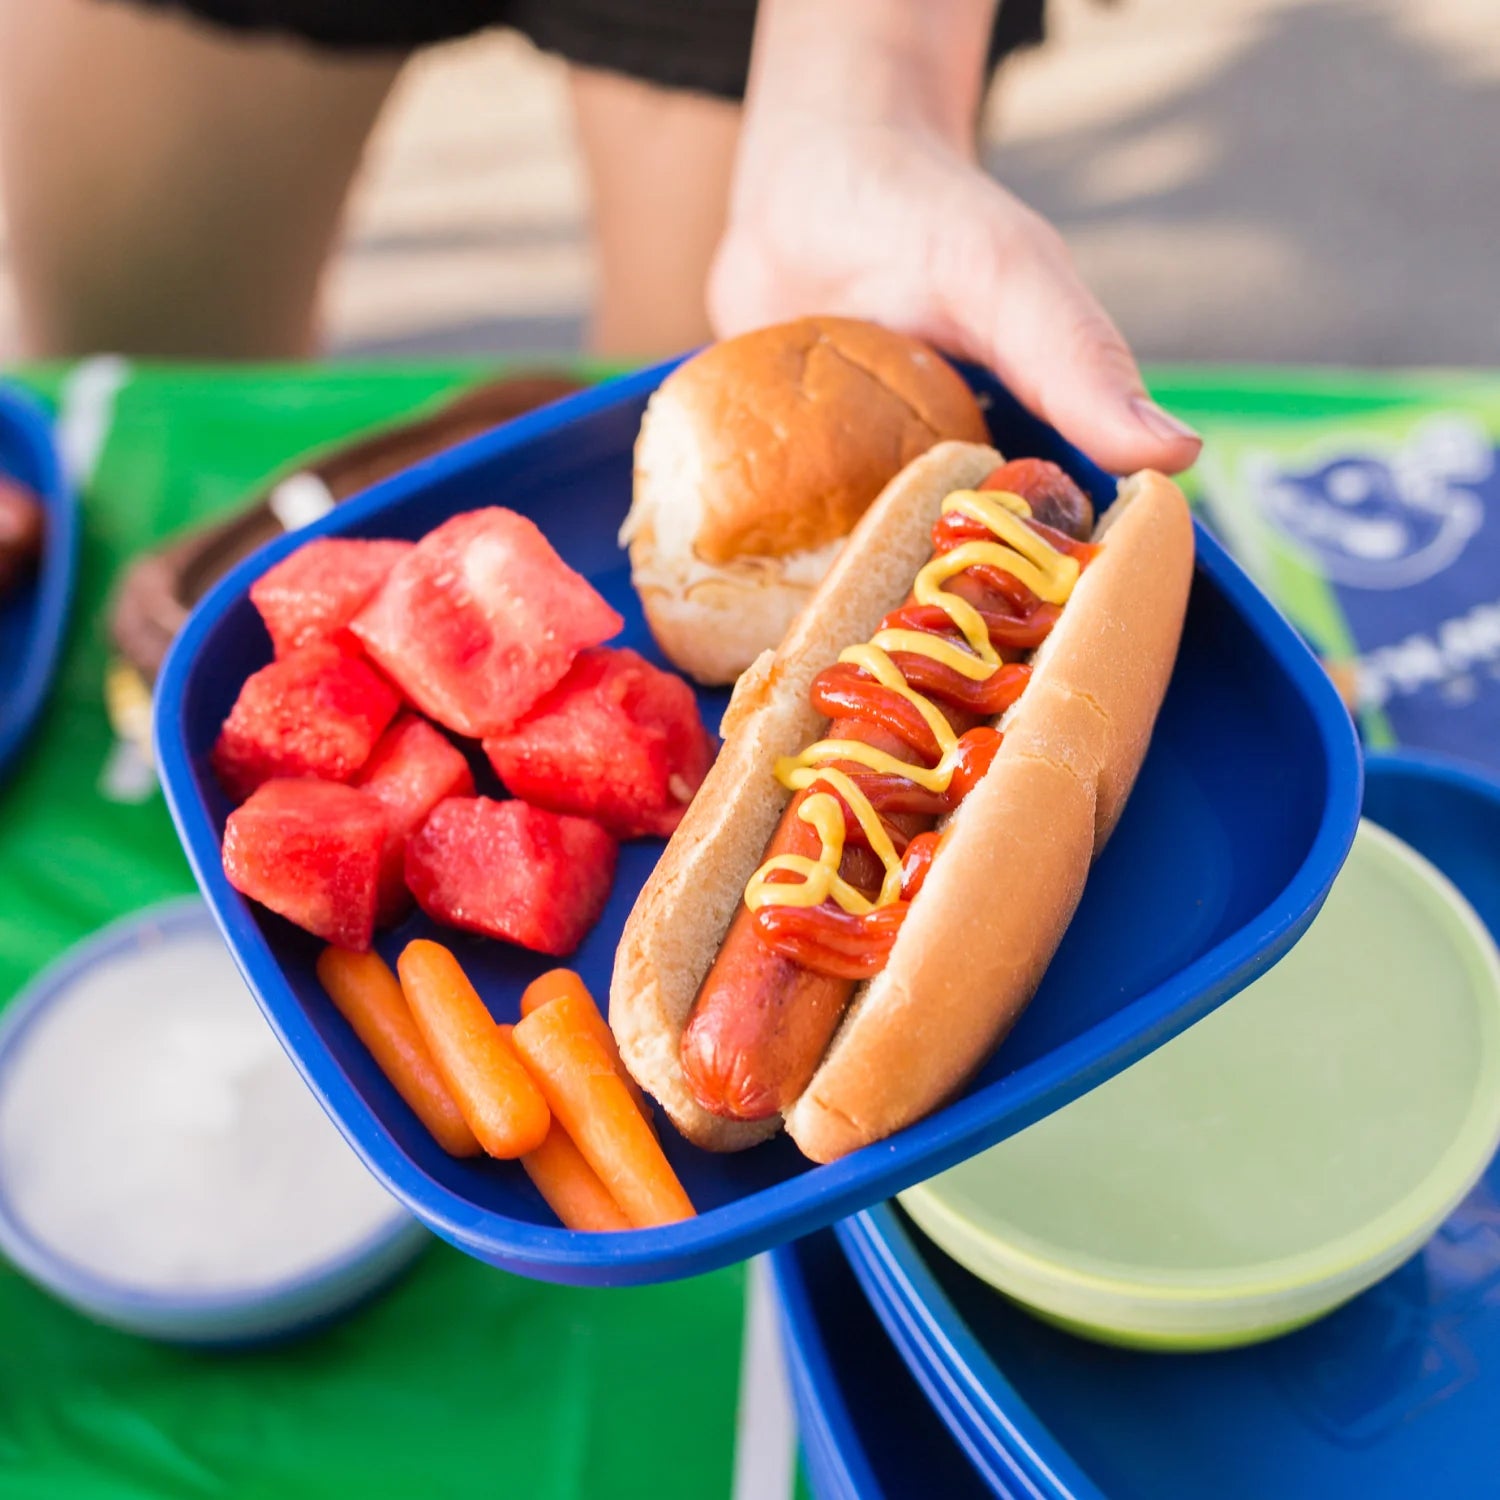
left=621, top=317, right=989, bottom=685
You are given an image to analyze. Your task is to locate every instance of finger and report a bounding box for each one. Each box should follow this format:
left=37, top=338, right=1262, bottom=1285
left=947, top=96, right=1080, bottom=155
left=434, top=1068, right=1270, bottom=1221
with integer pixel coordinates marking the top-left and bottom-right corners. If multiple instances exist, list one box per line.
left=955, top=216, right=1202, bottom=477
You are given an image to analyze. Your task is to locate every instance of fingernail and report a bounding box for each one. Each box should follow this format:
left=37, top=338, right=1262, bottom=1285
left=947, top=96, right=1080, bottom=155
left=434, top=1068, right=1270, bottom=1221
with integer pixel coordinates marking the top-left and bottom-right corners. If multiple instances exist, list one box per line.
left=1131, top=395, right=1201, bottom=447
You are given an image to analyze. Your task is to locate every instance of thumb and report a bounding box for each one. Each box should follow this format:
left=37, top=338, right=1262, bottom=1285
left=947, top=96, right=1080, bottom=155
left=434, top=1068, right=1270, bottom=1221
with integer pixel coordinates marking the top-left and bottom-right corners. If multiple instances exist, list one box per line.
left=958, top=218, right=1202, bottom=477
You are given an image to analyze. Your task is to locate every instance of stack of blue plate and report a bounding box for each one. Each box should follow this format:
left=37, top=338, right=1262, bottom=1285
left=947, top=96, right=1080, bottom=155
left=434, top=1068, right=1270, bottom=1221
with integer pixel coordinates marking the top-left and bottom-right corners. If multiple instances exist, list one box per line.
left=773, top=750, right=1500, bottom=1498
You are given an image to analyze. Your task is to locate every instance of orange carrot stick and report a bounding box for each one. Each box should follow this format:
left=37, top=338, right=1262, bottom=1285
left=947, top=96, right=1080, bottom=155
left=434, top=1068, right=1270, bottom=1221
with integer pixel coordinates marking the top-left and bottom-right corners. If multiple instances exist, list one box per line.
left=316, top=947, right=480, bottom=1158
left=520, top=968, right=653, bottom=1123
left=520, top=1121, right=632, bottom=1233
left=397, top=940, right=550, bottom=1160
left=520, top=968, right=589, bottom=1018
left=491, top=1023, right=629, bottom=1232
left=512, top=991, right=695, bottom=1228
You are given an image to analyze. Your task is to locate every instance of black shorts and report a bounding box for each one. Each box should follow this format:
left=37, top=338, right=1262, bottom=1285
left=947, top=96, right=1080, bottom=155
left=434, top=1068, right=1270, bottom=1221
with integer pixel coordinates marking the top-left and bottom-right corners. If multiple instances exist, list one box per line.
left=119, top=0, right=1046, bottom=102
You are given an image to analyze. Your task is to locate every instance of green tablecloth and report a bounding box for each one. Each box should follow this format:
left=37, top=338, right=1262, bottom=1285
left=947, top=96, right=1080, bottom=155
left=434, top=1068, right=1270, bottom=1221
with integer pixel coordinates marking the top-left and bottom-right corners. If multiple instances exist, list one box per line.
left=3, top=358, right=1499, bottom=1497
left=0, top=362, right=757, bottom=1500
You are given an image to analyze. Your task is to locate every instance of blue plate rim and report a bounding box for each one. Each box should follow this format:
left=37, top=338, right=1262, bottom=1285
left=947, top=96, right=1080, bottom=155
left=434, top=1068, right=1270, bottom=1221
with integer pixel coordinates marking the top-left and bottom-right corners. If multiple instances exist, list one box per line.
left=0, top=381, right=78, bottom=782
left=840, top=1204, right=1104, bottom=1500
left=152, top=357, right=1363, bottom=1283
left=0, top=895, right=428, bottom=1337
left=769, top=1243, right=888, bottom=1500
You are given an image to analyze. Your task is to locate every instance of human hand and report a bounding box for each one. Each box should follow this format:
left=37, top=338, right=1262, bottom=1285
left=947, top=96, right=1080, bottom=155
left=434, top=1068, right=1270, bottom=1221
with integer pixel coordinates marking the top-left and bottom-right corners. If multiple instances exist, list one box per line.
left=710, top=0, right=1201, bottom=478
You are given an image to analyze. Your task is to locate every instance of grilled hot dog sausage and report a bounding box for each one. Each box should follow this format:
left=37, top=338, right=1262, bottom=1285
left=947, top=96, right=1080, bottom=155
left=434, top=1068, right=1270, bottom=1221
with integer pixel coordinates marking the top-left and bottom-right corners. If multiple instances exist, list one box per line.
left=678, top=460, right=1094, bottom=1121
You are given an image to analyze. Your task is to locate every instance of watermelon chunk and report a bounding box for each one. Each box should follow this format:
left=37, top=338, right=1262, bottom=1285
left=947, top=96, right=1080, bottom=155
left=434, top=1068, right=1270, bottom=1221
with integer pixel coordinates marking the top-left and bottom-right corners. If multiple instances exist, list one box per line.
left=350, top=508, right=623, bottom=738
left=250, top=537, right=413, bottom=657
left=353, top=714, right=476, bottom=925
left=405, top=797, right=617, bottom=956
left=484, top=648, right=716, bottom=839
left=222, top=779, right=387, bottom=950
left=211, top=643, right=401, bottom=801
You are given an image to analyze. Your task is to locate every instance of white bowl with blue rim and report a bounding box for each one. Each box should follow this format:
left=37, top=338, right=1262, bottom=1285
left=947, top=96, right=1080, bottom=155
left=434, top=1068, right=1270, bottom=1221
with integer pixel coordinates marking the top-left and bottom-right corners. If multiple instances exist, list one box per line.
left=0, top=897, right=429, bottom=1344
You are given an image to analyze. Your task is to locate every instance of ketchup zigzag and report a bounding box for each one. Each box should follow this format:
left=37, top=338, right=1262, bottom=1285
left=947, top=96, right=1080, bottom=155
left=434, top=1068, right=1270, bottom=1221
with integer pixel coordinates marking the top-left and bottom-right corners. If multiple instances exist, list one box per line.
left=742, top=487, right=1097, bottom=979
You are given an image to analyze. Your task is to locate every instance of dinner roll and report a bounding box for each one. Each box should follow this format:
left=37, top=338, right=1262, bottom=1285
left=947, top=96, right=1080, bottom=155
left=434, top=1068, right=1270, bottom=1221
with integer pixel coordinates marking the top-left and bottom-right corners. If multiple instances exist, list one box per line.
left=621, top=317, right=989, bottom=684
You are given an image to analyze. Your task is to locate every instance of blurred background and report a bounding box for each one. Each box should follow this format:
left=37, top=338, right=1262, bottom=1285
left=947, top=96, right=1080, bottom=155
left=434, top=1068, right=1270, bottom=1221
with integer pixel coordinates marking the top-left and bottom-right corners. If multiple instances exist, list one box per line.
left=1, top=0, right=1492, bottom=365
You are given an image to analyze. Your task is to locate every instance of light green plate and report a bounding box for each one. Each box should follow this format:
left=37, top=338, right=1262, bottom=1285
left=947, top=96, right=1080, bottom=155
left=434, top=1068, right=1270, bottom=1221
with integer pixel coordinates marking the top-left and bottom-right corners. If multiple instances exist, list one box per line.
left=900, top=819, right=1500, bottom=1351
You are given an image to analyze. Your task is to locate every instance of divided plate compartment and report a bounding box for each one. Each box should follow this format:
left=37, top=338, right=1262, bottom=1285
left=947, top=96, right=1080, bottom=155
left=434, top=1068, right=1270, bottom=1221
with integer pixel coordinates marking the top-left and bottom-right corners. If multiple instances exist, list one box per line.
left=0, top=383, right=76, bottom=781
left=836, top=749, right=1500, bottom=1500
left=155, top=357, right=1362, bottom=1285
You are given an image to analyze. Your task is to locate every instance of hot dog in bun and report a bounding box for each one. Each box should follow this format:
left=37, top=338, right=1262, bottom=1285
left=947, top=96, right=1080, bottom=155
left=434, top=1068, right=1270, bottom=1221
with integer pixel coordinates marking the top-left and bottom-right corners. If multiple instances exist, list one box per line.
left=611, top=435, right=1194, bottom=1162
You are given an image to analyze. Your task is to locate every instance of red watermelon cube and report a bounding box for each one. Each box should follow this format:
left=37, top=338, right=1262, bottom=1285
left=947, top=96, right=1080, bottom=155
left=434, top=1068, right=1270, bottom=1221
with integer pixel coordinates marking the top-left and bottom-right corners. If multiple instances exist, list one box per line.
left=211, top=642, right=401, bottom=801
left=222, top=779, right=388, bottom=950
left=353, top=714, right=476, bottom=924
left=405, top=797, right=617, bottom=956
left=250, top=537, right=413, bottom=657
left=349, top=508, right=623, bottom=738
left=484, top=648, right=716, bottom=839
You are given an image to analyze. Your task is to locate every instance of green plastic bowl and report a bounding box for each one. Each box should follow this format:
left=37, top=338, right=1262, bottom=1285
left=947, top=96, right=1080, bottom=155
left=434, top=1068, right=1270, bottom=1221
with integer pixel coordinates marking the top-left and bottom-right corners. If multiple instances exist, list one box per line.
left=900, top=820, right=1500, bottom=1351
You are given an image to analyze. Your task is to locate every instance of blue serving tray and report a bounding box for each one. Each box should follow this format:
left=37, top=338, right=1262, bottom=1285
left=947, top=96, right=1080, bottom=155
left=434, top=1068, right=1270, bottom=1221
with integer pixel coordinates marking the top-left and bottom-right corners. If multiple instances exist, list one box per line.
left=771, top=1232, right=994, bottom=1500
left=154, top=357, right=1361, bottom=1286
left=0, top=383, right=76, bottom=781
left=838, top=748, right=1500, bottom=1500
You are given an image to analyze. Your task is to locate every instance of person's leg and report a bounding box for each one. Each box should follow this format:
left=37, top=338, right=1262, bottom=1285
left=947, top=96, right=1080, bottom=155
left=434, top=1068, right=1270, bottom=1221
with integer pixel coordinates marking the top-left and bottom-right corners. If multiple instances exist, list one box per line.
left=567, top=66, right=740, bottom=358
left=0, top=0, right=404, bottom=358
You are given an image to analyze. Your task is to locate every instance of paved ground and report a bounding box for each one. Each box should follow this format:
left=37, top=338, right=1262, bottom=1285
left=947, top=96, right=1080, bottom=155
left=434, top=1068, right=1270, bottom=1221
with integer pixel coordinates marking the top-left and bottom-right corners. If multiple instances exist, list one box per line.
left=984, top=0, right=1500, bottom=366
left=2, top=0, right=1497, bottom=367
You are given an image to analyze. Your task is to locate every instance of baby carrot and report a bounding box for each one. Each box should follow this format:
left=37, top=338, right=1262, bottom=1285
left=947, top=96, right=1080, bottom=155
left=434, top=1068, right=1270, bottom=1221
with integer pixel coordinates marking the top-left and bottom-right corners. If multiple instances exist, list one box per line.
left=492, top=1023, right=629, bottom=1232
left=512, top=991, right=696, bottom=1229
left=520, top=968, right=590, bottom=1018
left=316, top=947, right=480, bottom=1158
left=520, top=968, right=653, bottom=1123
left=397, top=940, right=550, bottom=1160
left=520, top=1121, right=631, bottom=1233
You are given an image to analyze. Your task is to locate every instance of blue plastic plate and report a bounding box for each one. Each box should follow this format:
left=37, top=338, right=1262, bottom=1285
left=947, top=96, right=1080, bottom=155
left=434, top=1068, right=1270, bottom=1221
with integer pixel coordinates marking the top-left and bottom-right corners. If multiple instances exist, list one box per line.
left=154, top=357, right=1361, bottom=1285
left=839, top=749, right=1500, bottom=1500
left=770, top=1232, right=993, bottom=1500
left=0, top=383, right=76, bottom=782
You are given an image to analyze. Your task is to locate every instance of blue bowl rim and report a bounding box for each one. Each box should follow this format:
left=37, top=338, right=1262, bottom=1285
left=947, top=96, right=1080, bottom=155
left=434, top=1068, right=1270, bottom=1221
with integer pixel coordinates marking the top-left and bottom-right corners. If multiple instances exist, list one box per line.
left=1363, top=745, right=1500, bottom=809
left=0, top=895, right=427, bottom=1337
left=0, top=381, right=78, bottom=783
left=152, top=356, right=1363, bottom=1281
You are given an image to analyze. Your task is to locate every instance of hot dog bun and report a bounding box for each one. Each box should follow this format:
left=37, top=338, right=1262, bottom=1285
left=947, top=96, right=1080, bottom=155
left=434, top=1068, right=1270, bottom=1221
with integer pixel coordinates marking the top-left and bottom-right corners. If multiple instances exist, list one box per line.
left=784, top=468, right=1193, bottom=1160
left=611, top=442, right=1194, bottom=1160
left=621, top=318, right=989, bottom=686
